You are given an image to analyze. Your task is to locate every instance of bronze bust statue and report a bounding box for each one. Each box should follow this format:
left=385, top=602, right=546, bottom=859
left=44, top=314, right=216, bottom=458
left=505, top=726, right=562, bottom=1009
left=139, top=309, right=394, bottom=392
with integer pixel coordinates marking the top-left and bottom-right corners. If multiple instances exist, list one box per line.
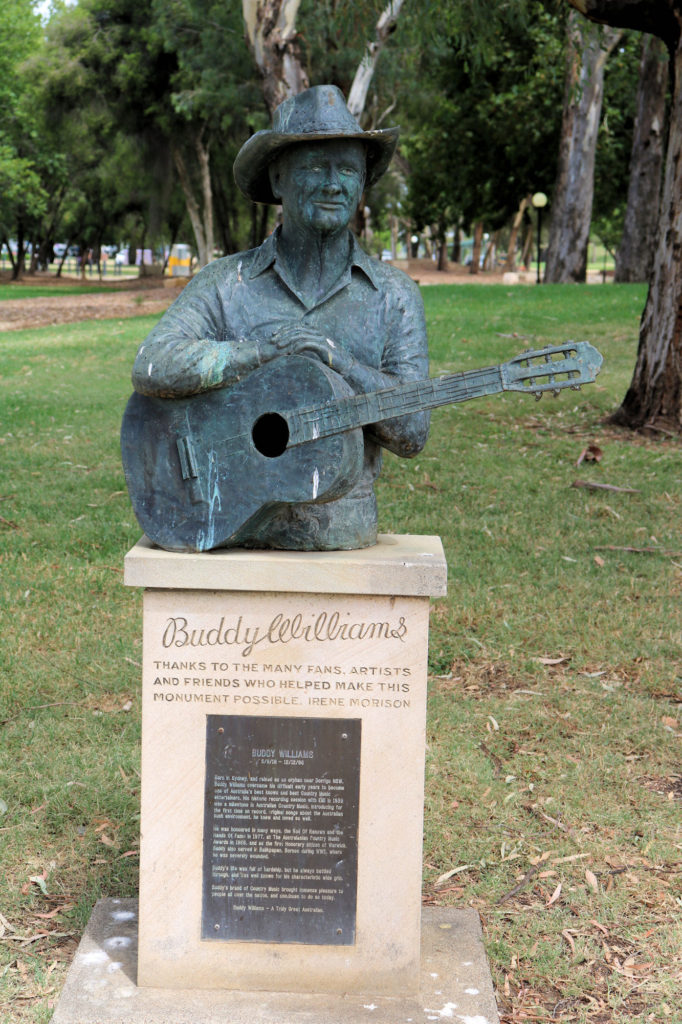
left=122, top=85, right=430, bottom=552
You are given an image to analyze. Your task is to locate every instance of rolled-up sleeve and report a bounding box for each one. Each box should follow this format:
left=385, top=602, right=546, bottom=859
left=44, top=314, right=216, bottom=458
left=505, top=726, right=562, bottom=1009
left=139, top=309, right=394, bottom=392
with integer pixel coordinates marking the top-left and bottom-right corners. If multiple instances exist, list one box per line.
left=131, top=260, right=260, bottom=397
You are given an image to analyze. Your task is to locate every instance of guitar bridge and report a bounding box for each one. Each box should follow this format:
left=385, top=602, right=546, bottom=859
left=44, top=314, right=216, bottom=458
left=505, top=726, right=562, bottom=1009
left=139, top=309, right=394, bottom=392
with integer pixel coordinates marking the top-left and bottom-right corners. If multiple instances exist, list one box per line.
left=176, top=435, right=206, bottom=505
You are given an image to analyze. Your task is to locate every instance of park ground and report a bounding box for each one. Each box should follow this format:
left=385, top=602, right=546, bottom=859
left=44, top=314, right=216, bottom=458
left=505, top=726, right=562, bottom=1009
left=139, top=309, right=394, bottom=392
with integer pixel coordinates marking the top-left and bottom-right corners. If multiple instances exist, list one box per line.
left=0, top=260, right=615, bottom=331
left=0, top=275, right=679, bottom=1024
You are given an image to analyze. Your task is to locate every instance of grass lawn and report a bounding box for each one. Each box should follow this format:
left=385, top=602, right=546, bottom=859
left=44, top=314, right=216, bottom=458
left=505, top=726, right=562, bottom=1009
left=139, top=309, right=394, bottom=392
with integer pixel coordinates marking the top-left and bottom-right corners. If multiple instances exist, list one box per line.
left=0, top=284, right=114, bottom=301
left=0, top=283, right=679, bottom=1023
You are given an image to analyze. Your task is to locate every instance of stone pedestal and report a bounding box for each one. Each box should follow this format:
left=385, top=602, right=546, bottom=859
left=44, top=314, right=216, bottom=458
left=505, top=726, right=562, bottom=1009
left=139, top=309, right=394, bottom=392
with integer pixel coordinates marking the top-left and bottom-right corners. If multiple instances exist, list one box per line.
left=123, top=534, right=447, bottom=998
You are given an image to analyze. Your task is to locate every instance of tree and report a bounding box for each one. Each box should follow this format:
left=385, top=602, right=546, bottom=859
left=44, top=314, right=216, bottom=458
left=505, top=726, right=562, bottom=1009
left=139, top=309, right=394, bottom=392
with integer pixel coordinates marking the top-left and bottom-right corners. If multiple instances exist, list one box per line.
left=243, top=0, right=309, bottom=115
left=0, top=0, right=48, bottom=278
left=544, top=12, right=622, bottom=282
left=401, top=5, right=566, bottom=270
left=614, top=33, right=668, bottom=281
left=568, top=0, right=682, bottom=431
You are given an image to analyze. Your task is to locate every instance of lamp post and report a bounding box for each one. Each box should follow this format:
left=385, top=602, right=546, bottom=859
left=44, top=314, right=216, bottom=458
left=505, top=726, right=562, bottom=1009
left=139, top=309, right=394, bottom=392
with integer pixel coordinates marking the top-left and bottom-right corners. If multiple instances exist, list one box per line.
left=532, top=191, right=548, bottom=284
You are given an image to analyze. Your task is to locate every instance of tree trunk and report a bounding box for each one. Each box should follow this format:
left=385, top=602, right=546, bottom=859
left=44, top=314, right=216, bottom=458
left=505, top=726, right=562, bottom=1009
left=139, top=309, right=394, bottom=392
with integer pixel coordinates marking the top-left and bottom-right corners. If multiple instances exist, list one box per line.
left=505, top=197, right=530, bottom=272
left=450, top=225, right=461, bottom=263
left=612, top=33, right=682, bottom=431
left=520, top=223, right=534, bottom=269
left=544, top=14, right=621, bottom=282
left=470, top=221, right=483, bottom=274
left=567, top=0, right=682, bottom=431
left=172, top=130, right=214, bottom=268
left=13, top=223, right=26, bottom=281
left=242, top=0, right=309, bottom=115
left=347, top=0, right=405, bottom=119
left=2, top=235, right=16, bottom=275
left=482, top=229, right=500, bottom=271
left=614, top=34, right=668, bottom=282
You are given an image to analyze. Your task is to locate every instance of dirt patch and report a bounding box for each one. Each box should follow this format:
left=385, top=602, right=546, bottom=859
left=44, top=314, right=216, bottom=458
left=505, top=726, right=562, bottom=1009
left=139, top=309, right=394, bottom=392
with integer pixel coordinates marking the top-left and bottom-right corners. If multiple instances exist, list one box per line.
left=0, top=277, right=185, bottom=332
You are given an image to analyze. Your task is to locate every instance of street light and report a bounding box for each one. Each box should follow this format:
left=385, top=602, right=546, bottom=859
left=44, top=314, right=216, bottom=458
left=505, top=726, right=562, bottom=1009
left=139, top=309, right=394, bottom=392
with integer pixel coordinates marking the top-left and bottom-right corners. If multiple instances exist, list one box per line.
left=532, top=192, right=548, bottom=284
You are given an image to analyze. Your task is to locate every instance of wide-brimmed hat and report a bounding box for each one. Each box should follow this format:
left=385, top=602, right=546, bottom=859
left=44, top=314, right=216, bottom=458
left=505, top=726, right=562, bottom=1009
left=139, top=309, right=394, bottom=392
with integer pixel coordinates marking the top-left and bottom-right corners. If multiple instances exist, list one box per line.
left=234, top=84, right=399, bottom=205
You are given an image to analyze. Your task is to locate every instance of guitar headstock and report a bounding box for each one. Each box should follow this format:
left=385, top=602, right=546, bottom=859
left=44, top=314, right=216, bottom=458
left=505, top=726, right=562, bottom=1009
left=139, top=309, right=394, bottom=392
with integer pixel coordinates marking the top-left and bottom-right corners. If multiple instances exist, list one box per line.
left=501, top=342, right=603, bottom=398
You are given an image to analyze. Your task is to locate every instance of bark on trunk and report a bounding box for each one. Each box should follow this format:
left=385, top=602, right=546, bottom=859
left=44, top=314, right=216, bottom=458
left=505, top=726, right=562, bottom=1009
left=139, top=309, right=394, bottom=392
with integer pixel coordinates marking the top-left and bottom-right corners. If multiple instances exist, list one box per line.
left=612, top=32, right=682, bottom=431
left=614, top=34, right=668, bottom=282
left=544, top=14, right=621, bottom=282
left=347, top=0, right=405, bottom=119
left=243, top=0, right=309, bottom=115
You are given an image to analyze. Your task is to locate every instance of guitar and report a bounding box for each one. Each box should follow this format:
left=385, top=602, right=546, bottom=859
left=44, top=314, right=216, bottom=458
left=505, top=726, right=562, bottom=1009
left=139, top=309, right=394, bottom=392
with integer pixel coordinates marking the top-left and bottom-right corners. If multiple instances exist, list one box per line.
left=120, top=341, right=602, bottom=552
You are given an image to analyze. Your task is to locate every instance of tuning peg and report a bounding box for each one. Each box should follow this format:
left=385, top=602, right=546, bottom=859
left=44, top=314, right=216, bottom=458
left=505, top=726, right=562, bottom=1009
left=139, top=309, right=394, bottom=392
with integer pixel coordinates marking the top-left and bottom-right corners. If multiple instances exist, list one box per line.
left=552, top=388, right=561, bottom=398
left=570, top=384, right=582, bottom=391
left=534, top=392, right=543, bottom=402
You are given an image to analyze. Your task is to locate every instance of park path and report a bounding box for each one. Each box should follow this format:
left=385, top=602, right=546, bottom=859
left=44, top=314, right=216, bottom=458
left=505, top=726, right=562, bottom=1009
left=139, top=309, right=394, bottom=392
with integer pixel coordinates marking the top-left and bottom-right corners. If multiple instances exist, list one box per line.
left=0, top=262, right=544, bottom=332
left=0, top=283, right=177, bottom=332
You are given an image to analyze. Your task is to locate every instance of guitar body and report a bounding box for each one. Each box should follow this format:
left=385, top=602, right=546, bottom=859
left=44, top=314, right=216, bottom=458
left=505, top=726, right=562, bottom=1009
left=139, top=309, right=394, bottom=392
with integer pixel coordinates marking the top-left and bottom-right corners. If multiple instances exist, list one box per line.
left=121, top=355, right=365, bottom=552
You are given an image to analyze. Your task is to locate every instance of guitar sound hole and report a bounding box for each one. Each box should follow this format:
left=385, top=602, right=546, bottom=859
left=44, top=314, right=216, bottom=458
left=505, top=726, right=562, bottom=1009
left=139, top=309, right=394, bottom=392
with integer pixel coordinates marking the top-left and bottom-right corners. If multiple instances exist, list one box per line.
left=252, top=412, right=290, bottom=458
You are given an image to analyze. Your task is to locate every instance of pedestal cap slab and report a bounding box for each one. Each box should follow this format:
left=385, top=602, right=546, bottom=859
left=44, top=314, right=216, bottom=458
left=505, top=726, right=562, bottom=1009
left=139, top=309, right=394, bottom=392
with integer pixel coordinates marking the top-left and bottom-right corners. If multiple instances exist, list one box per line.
left=124, top=534, right=447, bottom=597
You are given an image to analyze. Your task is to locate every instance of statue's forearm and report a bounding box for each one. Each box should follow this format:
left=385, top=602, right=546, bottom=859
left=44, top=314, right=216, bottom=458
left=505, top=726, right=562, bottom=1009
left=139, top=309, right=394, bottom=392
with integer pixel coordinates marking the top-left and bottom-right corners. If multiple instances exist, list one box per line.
left=132, top=334, right=261, bottom=397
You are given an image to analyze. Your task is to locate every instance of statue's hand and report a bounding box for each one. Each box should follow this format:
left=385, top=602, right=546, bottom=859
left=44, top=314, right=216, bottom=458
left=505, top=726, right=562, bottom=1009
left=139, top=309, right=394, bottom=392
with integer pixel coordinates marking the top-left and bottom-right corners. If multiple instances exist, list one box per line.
left=269, top=324, right=355, bottom=376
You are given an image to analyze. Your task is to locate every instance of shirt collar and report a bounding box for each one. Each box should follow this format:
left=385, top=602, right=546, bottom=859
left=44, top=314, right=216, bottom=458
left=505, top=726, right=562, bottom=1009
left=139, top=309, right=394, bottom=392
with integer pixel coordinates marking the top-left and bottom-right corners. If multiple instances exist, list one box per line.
left=249, top=226, right=381, bottom=292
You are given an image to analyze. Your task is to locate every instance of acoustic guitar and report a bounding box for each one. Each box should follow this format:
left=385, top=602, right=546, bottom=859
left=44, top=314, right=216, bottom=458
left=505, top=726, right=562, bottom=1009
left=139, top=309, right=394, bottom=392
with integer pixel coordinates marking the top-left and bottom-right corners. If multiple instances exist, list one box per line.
left=120, top=341, right=602, bottom=552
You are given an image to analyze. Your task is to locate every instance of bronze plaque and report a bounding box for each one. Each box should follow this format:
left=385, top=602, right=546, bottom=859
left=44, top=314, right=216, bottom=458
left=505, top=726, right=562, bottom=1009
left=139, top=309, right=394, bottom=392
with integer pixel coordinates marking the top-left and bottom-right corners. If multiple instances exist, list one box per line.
left=202, top=715, right=361, bottom=945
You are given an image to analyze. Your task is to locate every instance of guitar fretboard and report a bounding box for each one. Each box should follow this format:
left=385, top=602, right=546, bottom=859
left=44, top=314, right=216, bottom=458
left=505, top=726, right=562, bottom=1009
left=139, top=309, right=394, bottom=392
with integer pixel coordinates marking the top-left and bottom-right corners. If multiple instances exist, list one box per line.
left=286, top=364, right=503, bottom=446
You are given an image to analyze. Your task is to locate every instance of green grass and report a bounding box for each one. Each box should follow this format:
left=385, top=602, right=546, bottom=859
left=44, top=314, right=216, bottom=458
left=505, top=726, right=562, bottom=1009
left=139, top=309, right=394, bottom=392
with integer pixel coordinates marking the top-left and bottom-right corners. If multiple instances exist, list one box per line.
left=0, top=285, right=680, bottom=1022
left=0, top=284, right=112, bottom=300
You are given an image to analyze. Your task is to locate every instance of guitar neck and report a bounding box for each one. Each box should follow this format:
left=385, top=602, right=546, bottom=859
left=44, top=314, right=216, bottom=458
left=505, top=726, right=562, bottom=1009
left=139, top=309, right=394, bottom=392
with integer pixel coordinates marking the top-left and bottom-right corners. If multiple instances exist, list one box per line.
left=287, top=364, right=504, bottom=445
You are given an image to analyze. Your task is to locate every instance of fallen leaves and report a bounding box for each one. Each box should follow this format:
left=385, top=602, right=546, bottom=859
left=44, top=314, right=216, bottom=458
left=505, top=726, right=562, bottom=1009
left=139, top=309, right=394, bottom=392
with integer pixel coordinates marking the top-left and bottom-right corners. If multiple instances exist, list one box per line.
left=585, top=869, right=599, bottom=893
left=545, top=881, right=563, bottom=907
left=576, top=443, right=603, bottom=466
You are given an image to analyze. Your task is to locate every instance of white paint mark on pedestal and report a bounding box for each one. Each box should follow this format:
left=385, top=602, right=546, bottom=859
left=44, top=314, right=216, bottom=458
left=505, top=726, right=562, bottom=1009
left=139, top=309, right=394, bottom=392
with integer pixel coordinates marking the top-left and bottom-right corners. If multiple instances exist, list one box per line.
left=111, top=909, right=136, bottom=922
left=424, top=1003, right=459, bottom=1018
left=81, top=950, right=108, bottom=966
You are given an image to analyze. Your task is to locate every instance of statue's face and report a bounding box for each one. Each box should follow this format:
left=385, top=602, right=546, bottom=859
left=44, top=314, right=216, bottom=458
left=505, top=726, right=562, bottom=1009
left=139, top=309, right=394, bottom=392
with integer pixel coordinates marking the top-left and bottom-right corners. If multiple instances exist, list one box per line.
left=270, top=140, right=366, bottom=235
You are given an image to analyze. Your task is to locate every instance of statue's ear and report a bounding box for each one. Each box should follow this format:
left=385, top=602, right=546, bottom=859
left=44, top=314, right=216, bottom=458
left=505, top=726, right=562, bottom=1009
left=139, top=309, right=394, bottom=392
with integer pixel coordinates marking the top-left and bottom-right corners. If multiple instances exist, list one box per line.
left=268, top=160, right=282, bottom=201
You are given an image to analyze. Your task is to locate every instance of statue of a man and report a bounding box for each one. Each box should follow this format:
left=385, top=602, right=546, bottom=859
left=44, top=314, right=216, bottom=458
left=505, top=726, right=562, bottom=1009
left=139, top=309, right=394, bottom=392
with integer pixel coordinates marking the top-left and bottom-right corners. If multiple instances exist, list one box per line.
left=130, top=85, right=429, bottom=550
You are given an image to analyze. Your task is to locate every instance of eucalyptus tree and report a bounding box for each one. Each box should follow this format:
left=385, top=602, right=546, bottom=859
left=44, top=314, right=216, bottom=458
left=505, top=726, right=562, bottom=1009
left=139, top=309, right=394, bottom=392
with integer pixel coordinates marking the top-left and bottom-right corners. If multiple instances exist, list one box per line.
left=543, top=13, right=623, bottom=282
left=569, top=0, right=682, bottom=431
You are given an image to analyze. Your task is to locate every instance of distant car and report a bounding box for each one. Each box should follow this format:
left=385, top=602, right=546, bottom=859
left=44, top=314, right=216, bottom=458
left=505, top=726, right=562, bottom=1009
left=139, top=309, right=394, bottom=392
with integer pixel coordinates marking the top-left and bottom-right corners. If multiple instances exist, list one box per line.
left=67, top=245, right=80, bottom=257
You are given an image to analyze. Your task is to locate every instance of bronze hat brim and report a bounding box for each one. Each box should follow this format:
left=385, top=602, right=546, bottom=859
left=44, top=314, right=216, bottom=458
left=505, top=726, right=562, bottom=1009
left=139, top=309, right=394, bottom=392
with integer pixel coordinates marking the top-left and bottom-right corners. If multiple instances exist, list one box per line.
left=233, top=126, right=400, bottom=205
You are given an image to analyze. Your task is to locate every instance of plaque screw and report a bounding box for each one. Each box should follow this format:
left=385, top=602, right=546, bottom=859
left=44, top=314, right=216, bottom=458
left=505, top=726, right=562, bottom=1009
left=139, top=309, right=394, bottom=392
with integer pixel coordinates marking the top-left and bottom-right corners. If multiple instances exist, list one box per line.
left=218, top=727, right=224, bottom=734
left=214, top=924, right=220, bottom=932
left=341, top=733, right=348, bottom=740
left=336, top=928, right=343, bottom=935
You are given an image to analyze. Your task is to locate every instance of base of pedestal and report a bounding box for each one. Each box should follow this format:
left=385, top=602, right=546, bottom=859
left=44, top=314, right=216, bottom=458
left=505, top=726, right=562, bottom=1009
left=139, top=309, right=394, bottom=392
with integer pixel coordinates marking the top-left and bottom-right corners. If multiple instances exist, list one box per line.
left=51, top=898, right=500, bottom=1024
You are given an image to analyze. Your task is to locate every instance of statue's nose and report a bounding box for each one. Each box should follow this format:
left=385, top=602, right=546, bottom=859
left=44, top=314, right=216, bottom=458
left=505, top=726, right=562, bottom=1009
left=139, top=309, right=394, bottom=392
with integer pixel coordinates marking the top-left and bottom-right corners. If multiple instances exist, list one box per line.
left=322, top=167, right=342, bottom=193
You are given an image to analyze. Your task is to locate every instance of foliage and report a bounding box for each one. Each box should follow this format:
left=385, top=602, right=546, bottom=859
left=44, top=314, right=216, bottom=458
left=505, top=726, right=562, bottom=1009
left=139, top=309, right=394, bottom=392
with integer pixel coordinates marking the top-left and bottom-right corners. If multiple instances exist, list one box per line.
left=0, top=0, right=48, bottom=262
left=591, top=31, right=651, bottom=255
left=401, top=3, right=567, bottom=239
